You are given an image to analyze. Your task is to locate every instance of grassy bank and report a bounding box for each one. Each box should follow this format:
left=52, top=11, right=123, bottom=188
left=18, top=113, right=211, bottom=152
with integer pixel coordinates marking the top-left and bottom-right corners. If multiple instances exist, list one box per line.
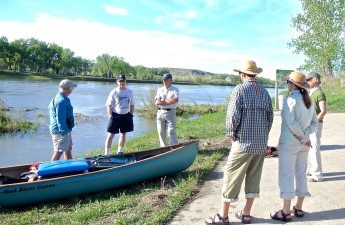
left=0, top=111, right=228, bottom=225
left=0, top=71, right=197, bottom=86
left=0, top=100, right=37, bottom=134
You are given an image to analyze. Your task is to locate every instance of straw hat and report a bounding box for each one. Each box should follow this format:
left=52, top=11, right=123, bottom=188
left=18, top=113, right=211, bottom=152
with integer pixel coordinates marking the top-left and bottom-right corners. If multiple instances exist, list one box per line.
left=233, top=59, right=263, bottom=75
left=286, top=72, right=310, bottom=89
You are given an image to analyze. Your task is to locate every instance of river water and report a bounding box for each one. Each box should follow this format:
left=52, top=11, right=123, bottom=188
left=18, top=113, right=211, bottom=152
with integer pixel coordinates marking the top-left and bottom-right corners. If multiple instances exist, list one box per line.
left=0, top=78, right=276, bottom=166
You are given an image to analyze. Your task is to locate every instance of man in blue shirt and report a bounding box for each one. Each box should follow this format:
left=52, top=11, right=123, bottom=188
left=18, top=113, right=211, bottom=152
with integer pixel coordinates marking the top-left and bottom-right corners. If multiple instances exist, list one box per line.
left=49, top=79, right=76, bottom=161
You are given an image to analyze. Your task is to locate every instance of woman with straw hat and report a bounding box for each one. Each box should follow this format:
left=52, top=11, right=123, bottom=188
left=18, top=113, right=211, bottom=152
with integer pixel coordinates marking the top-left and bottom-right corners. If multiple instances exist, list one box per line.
left=270, top=72, right=318, bottom=222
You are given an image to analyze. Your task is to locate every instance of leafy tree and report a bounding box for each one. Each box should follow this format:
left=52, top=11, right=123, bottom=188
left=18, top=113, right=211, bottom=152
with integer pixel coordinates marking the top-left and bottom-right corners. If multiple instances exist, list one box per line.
left=93, top=54, right=114, bottom=78
left=27, top=38, right=49, bottom=72
left=0, top=37, right=10, bottom=70
left=93, top=54, right=134, bottom=78
left=134, top=65, right=151, bottom=79
left=48, top=43, right=63, bottom=74
left=288, top=0, right=345, bottom=77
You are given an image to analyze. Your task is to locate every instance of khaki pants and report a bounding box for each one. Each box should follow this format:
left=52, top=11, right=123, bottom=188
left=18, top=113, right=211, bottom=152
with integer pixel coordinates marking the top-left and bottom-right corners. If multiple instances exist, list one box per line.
left=279, top=143, right=310, bottom=199
left=52, top=132, right=72, bottom=152
left=308, top=123, right=323, bottom=179
left=221, top=141, right=265, bottom=202
left=156, top=109, right=178, bottom=147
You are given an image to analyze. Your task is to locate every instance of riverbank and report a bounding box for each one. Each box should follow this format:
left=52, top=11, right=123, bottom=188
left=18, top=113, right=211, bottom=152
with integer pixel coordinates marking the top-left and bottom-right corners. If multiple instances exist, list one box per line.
left=0, top=100, right=37, bottom=134
left=0, top=71, right=277, bottom=87
left=0, top=71, right=209, bottom=86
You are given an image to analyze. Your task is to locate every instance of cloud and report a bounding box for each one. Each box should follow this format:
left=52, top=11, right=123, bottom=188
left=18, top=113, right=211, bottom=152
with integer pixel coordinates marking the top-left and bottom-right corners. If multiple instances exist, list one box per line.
left=104, top=5, right=128, bottom=16
left=0, top=13, right=304, bottom=80
left=155, top=10, right=198, bottom=29
left=0, top=14, right=240, bottom=73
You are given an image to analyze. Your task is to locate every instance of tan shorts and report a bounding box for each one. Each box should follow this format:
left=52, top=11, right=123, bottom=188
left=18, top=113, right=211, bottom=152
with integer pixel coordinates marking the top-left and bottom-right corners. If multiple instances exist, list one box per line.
left=52, top=132, right=73, bottom=152
left=221, top=141, right=265, bottom=202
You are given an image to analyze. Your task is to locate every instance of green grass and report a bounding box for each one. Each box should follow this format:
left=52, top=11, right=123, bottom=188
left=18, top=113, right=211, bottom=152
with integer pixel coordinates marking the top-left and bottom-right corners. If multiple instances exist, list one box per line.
left=0, top=100, right=37, bottom=134
left=324, top=89, right=345, bottom=112
left=0, top=111, right=228, bottom=225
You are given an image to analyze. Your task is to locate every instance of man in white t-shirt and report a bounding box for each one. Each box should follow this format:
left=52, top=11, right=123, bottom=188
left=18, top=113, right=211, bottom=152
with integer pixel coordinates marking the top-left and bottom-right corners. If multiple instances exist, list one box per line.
left=104, top=74, right=135, bottom=155
left=154, top=73, right=179, bottom=147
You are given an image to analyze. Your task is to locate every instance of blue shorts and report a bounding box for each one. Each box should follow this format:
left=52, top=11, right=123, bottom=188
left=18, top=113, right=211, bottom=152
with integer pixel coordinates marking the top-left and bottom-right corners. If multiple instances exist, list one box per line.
left=107, top=112, right=134, bottom=134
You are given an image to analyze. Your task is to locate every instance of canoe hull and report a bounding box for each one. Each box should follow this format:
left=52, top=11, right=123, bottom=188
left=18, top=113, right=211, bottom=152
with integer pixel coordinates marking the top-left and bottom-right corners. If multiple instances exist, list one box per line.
left=0, top=141, right=198, bottom=207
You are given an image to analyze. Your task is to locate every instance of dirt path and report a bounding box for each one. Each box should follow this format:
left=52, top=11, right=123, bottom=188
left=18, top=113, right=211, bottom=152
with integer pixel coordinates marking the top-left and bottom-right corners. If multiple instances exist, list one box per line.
left=169, top=112, right=345, bottom=225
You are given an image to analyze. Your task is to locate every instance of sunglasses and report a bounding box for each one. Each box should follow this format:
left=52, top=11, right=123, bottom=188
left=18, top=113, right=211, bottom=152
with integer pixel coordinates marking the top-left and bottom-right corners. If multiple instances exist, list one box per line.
left=118, top=80, right=125, bottom=82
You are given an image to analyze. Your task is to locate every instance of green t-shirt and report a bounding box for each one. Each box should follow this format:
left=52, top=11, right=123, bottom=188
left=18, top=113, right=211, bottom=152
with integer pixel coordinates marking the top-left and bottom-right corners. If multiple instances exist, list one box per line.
left=310, top=89, right=326, bottom=123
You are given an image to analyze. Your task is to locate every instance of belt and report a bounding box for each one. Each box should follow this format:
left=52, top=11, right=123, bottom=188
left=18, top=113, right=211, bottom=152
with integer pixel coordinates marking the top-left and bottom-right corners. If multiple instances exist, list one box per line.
left=158, top=108, right=173, bottom=111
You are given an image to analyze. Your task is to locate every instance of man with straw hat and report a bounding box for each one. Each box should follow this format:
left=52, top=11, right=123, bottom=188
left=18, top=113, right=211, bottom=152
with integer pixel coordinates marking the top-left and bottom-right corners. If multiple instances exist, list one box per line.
left=206, top=59, right=273, bottom=225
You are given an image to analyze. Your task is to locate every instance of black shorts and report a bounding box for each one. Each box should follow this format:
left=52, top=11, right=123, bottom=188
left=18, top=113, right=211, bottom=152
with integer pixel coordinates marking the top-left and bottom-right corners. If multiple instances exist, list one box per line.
left=107, top=112, right=134, bottom=134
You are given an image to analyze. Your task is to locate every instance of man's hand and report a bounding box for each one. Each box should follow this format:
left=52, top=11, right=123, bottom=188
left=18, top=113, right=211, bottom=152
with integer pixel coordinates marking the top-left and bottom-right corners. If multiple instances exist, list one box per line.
left=165, top=98, right=176, bottom=104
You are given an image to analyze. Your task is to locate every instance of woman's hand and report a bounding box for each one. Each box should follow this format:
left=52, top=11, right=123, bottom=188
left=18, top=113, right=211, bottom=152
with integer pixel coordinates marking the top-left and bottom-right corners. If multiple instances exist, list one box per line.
left=303, top=141, right=312, bottom=147
left=294, top=135, right=302, bottom=141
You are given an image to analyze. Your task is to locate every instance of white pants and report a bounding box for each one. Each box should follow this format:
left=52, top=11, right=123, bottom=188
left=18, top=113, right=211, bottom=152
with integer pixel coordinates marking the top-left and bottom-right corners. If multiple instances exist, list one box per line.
left=156, top=109, right=178, bottom=147
left=308, top=123, right=323, bottom=179
left=279, top=143, right=311, bottom=200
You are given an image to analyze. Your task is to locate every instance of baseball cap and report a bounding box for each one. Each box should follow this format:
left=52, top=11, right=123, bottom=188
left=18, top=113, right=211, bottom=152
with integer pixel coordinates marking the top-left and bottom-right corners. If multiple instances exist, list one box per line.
left=117, top=74, right=126, bottom=81
left=306, top=72, right=321, bottom=84
left=59, top=79, right=77, bottom=90
left=162, top=73, right=172, bottom=80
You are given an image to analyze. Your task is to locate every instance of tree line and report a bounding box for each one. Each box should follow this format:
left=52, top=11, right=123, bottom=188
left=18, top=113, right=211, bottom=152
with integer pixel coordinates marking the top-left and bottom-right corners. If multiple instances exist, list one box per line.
left=0, top=36, right=172, bottom=80
left=0, top=36, right=275, bottom=86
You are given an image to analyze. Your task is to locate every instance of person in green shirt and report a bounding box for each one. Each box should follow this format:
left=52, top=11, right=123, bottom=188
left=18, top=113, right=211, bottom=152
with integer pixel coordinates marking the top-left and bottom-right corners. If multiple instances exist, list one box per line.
left=306, top=72, right=327, bottom=182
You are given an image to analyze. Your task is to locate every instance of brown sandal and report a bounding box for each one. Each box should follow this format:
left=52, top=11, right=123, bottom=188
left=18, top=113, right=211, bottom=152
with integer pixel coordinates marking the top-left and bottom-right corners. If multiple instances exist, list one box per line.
left=292, top=206, right=304, bottom=217
left=235, top=211, right=251, bottom=224
left=205, top=213, right=230, bottom=225
left=270, top=210, right=292, bottom=222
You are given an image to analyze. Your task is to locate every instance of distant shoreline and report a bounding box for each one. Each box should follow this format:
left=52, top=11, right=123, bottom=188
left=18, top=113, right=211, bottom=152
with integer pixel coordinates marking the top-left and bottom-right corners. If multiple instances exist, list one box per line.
left=0, top=71, right=277, bottom=88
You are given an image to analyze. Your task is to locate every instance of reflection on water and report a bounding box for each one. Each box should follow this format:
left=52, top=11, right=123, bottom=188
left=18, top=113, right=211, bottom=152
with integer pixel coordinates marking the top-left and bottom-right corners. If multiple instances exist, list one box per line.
left=0, top=79, right=277, bottom=166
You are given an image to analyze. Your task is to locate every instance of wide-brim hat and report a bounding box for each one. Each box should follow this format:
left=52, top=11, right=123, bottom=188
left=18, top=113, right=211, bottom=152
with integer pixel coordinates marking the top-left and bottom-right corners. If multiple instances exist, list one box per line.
left=233, top=59, right=263, bottom=75
left=286, top=72, right=310, bottom=90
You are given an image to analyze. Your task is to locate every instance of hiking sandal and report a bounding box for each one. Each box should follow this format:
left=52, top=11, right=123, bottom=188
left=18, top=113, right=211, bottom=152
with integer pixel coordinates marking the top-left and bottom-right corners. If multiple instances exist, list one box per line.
left=292, top=206, right=304, bottom=217
left=270, top=210, right=292, bottom=222
left=205, top=213, right=230, bottom=225
left=235, top=211, right=251, bottom=224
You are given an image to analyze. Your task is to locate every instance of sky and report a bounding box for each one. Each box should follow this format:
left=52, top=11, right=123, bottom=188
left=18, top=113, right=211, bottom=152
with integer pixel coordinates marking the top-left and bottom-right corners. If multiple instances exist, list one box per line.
left=0, top=0, right=306, bottom=80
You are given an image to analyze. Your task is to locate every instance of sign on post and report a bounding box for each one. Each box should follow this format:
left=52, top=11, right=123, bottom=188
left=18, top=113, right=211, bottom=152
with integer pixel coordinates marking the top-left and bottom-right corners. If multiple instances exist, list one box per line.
left=276, top=69, right=294, bottom=82
left=275, top=69, right=294, bottom=110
